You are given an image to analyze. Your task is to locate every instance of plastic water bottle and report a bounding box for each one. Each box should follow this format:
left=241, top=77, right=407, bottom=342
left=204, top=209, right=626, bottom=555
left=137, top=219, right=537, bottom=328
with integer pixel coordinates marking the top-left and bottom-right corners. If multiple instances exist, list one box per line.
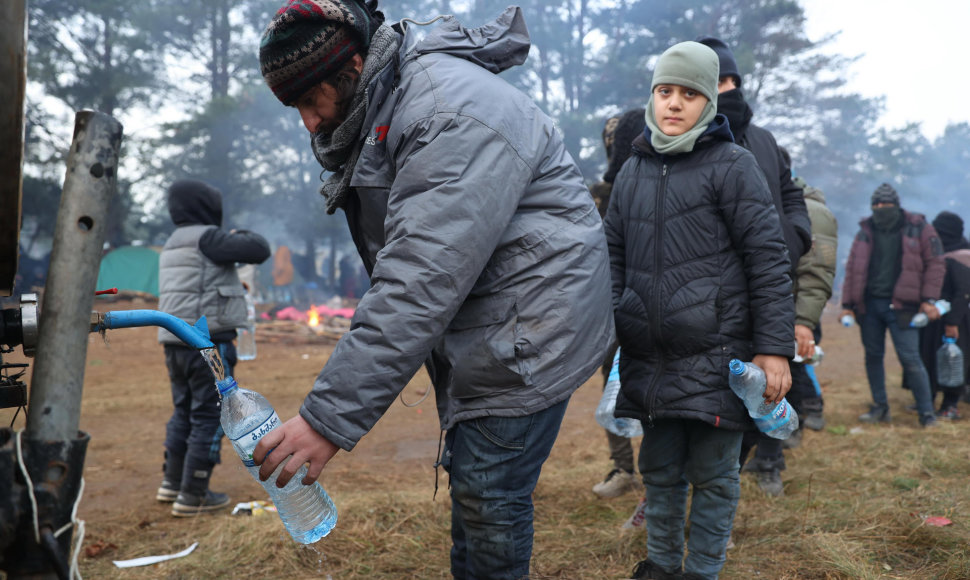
left=936, top=337, right=965, bottom=387
left=727, top=359, right=799, bottom=439
left=841, top=314, right=854, bottom=327
left=218, top=377, right=337, bottom=543
left=792, top=343, right=824, bottom=365
left=595, top=349, right=643, bottom=437
left=910, top=299, right=951, bottom=328
left=237, top=293, right=257, bottom=361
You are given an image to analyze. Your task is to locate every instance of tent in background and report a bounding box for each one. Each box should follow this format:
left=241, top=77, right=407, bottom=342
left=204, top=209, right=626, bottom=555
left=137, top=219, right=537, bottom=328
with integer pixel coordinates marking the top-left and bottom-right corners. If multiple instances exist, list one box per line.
left=96, top=245, right=160, bottom=296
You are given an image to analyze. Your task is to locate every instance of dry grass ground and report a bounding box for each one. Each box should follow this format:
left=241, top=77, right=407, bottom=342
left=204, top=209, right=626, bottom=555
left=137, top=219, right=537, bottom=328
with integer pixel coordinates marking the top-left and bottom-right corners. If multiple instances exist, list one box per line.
left=3, top=301, right=970, bottom=579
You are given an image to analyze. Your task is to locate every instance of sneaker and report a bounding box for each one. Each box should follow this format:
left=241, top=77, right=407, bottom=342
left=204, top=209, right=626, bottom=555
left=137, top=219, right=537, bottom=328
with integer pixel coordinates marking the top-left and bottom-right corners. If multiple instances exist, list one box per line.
left=629, top=559, right=681, bottom=580
left=802, top=412, right=826, bottom=431
left=782, top=428, right=802, bottom=449
left=172, top=490, right=231, bottom=517
left=858, top=404, right=891, bottom=423
left=756, top=470, right=784, bottom=497
left=920, top=415, right=940, bottom=429
left=592, top=469, right=638, bottom=499
left=938, top=406, right=961, bottom=420
left=156, top=480, right=179, bottom=503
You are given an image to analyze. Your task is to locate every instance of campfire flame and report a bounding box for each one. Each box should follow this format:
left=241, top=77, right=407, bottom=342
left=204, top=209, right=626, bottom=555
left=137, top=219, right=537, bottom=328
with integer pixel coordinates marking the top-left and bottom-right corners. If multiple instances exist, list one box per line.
left=307, top=306, right=320, bottom=328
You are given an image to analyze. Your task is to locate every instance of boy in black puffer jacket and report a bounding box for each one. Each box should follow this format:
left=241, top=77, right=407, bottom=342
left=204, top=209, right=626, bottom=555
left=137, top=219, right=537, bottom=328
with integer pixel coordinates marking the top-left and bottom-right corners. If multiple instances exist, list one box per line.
left=603, top=41, right=794, bottom=580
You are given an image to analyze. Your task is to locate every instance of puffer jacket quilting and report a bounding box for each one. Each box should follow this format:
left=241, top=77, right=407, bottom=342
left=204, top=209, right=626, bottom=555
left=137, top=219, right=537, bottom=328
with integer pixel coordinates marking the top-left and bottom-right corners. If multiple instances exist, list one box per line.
left=841, top=210, right=945, bottom=321
left=604, top=129, right=793, bottom=431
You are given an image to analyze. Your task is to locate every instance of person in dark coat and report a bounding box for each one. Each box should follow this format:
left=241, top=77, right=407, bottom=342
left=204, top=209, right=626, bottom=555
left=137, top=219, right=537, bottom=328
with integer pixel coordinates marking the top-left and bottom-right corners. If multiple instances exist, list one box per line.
left=840, top=184, right=945, bottom=427
left=156, top=179, right=271, bottom=516
left=590, top=109, right=647, bottom=500
left=918, top=211, right=970, bottom=418
left=696, top=36, right=813, bottom=498
left=604, top=41, right=793, bottom=580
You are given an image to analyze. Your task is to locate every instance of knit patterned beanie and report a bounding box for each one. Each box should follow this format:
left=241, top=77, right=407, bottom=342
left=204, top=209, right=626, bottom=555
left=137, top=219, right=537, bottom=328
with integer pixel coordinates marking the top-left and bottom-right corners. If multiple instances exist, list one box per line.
left=870, top=183, right=900, bottom=206
left=259, top=0, right=382, bottom=105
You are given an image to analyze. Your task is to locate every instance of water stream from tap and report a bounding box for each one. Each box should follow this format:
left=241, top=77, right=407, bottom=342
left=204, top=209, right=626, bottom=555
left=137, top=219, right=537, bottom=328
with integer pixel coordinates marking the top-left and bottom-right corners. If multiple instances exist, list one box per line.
left=201, top=347, right=226, bottom=384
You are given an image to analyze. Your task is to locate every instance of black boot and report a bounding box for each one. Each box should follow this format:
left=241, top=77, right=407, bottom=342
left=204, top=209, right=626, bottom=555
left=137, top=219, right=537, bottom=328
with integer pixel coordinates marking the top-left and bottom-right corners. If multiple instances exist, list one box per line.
left=156, top=450, right=183, bottom=503
left=172, top=456, right=230, bottom=517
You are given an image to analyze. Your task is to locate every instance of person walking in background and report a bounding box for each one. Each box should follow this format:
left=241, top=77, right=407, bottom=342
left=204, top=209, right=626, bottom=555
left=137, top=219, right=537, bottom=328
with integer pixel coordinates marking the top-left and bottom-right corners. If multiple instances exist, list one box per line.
left=590, top=108, right=646, bottom=500
left=156, top=179, right=271, bottom=516
left=695, top=36, right=813, bottom=498
left=255, top=2, right=613, bottom=578
left=604, top=41, right=793, bottom=580
left=841, top=183, right=945, bottom=428
left=918, top=211, right=970, bottom=418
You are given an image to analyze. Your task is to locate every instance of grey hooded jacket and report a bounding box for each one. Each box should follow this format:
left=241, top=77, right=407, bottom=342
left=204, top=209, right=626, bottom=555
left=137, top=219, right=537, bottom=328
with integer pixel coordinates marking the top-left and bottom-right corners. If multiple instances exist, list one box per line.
left=300, top=7, right=614, bottom=451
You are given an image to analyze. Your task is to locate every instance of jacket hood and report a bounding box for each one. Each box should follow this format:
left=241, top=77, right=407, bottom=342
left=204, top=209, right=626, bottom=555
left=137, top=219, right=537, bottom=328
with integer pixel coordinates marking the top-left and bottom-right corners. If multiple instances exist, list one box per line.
left=167, top=179, right=222, bottom=227
left=397, top=5, right=529, bottom=74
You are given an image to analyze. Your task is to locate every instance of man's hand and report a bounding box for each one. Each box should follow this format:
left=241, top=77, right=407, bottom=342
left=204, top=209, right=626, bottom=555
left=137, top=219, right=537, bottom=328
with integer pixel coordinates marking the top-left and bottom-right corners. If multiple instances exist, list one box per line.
left=920, top=301, right=941, bottom=321
left=794, top=324, right=815, bottom=359
left=945, top=324, right=959, bottom=339
left=253, top=414, right=339, bottom=487
left=751, top=354, right=791, bottom=404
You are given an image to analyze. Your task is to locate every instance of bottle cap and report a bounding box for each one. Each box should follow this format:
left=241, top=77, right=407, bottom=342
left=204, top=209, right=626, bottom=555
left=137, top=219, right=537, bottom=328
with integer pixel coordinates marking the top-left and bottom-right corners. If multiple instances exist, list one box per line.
left=728, top=359, right=745, bottom=375
left=217, top=376, right=238, bottom=395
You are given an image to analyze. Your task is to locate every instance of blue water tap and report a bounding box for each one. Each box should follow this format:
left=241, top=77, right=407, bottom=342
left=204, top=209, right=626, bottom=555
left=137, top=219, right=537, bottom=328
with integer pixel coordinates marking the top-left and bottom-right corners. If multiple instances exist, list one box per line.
left=95, top=310, right=214, bottom=349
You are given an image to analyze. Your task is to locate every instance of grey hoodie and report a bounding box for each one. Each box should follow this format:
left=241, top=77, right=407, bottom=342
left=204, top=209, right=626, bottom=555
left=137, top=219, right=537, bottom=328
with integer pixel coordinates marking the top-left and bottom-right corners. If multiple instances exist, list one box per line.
left=299, top=7, right=614, bottom=450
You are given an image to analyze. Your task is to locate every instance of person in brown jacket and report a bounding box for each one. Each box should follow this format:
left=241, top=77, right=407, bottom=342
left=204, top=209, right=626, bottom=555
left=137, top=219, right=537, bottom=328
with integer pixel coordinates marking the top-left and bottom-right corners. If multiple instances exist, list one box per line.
left=840, top=183, right=945, bottom=427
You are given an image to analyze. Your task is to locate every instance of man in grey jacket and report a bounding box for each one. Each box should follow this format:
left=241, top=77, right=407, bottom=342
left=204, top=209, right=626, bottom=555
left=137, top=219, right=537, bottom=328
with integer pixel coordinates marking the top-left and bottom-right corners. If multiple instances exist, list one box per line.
left=256, top=1, right=613, bottom=577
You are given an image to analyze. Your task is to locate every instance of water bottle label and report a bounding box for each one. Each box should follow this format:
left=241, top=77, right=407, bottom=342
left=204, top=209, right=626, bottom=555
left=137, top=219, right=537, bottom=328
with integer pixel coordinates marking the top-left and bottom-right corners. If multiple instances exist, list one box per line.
left=230, top=411, right=280, bottom=466
left=753, top=400, right=794, bottom=434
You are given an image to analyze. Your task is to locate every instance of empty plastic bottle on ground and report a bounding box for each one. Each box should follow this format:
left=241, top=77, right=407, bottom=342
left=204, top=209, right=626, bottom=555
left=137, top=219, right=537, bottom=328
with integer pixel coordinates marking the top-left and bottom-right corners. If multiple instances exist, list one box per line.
left=727, top=359, right=799, bottom=439
left=595, top=348, right=643, bottom=438
left=237, top=293, right=257, bottom=361
left=936, top=337, right=965, bottom=388
left=218, top=377, right=337, bottom=543
left=910, top=299, right=951, bottom=328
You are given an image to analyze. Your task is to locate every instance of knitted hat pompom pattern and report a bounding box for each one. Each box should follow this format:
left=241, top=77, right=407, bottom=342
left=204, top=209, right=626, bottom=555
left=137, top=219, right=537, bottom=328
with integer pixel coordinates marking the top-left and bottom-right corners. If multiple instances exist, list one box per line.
left=259, top=0, right=383, bottom=106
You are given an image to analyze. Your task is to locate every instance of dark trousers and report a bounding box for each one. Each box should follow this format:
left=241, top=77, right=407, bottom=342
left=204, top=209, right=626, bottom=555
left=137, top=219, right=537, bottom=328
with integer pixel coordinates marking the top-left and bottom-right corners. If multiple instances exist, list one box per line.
left=163, top=342, right=236, bottom=493
left=443, top=399, right=568, bottom=580
left=638, top=419, right=742, bottom=578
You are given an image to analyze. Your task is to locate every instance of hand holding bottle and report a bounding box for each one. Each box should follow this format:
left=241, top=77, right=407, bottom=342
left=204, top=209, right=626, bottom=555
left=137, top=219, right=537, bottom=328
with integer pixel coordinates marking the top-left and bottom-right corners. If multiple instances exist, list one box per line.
left=751, top=353, right=791, bottom=404
left=254, top=414, right=339, bottom=488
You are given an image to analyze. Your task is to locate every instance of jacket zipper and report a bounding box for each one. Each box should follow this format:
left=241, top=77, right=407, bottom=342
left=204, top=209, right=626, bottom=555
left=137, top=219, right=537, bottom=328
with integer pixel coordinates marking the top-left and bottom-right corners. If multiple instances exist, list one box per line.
left=644, top=162, right=669, bottom=427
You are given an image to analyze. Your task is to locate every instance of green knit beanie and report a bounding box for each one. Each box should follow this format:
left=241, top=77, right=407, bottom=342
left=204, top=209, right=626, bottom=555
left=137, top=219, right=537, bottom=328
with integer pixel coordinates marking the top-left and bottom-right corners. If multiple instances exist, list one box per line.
left=259, top=0, right=383, bottom=106
left=651, top=41, right=719, bottom=104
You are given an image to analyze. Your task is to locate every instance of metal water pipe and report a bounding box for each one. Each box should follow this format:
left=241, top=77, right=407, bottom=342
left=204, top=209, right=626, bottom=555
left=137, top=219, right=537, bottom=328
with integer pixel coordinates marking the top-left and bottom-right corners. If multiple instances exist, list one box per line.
left=26, top=111, right=124, bottom=441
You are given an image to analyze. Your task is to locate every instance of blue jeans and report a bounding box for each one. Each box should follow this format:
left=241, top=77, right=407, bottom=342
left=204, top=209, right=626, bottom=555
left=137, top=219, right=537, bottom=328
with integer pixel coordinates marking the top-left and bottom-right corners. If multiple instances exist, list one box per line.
left=859, top=298, right=934, bottom=418
left=442, top=399, right=568, bottom=580
left=638, top=419, right=742, bottom=579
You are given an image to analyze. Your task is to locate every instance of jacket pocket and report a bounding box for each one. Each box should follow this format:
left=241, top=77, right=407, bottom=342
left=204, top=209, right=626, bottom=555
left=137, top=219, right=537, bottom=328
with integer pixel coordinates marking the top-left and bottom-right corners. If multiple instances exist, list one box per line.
left=441, top=294, right=524, bottom=399
left=663, top=281, right=720, bottom=355
left=216, top=284, right=247, bottom=327
left=614, top=287, right=651, bottom=358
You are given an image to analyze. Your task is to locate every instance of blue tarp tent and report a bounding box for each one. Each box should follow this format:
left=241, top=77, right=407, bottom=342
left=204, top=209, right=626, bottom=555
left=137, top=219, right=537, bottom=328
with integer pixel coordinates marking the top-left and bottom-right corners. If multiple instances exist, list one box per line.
left=96, top=246, right=160, bottom=296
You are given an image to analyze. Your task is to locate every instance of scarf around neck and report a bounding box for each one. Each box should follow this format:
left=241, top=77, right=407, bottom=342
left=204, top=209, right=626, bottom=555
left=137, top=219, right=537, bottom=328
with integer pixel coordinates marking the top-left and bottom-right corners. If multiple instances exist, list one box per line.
left=312, top=24, right=401, bottom=214
left=644, top=95, right=716, bottom=155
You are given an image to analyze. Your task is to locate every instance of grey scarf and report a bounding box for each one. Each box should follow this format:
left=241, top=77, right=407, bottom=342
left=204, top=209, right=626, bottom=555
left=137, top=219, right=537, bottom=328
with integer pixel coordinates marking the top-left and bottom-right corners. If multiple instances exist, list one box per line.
left=312, top=24, right=400, bottom=214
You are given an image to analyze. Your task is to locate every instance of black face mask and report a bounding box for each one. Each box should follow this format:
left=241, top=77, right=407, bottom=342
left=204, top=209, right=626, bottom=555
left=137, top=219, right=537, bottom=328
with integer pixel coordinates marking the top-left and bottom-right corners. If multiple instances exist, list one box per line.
left=871, top=206, right=902, bottom=231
